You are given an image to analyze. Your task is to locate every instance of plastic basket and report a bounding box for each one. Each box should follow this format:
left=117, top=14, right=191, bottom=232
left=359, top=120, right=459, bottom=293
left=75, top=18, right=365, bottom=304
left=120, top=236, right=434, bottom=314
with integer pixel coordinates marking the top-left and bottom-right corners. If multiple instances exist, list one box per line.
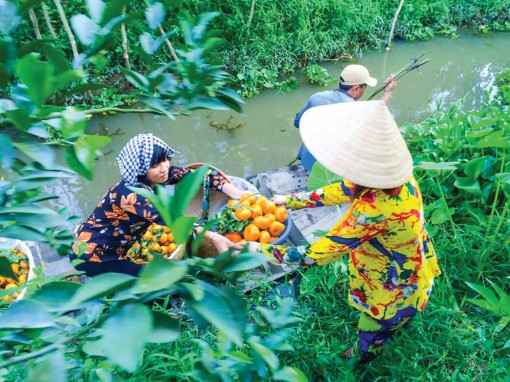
left=0, top=238, right=36, bottom=301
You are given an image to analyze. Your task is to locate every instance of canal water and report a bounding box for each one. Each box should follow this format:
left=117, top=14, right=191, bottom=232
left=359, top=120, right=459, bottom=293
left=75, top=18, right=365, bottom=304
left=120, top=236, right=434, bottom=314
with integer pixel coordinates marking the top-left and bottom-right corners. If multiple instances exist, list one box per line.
left=50, top=32, right=510, bottom=219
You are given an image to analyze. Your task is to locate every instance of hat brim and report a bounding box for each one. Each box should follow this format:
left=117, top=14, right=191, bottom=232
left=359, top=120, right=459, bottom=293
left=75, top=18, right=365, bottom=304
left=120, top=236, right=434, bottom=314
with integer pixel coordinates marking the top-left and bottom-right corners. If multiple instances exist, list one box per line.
left=365, top=76, right=378, bottom=87
left=300, top=101, right=413, bottom=189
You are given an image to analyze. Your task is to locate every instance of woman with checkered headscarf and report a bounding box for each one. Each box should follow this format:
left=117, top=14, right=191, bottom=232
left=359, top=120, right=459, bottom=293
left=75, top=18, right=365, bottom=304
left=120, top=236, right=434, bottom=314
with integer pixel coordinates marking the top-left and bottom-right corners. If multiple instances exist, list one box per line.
left=70, top=133, right=246, bottom=277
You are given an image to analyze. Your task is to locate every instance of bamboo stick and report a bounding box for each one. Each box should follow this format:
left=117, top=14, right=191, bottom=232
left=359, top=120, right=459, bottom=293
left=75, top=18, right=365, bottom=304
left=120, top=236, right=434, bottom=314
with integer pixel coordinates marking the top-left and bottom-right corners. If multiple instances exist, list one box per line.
left=52, top=0, right=80, bottom=64
left=42, top=2, right=57, bottom=37
left=386, top=0, right=405, bottom=50
left=28, top=8, right=42, bottom=40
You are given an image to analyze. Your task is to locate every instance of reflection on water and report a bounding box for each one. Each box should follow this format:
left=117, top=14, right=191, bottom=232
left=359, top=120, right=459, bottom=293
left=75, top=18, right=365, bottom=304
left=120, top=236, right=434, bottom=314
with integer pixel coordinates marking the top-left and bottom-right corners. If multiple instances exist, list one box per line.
left=56, top=32, right=510, bottom=219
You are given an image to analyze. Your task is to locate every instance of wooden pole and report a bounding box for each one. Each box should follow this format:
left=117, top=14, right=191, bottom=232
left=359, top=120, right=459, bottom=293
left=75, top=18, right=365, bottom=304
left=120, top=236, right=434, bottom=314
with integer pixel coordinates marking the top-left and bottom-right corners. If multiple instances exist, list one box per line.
left=386, top=0, right=405, bottom=50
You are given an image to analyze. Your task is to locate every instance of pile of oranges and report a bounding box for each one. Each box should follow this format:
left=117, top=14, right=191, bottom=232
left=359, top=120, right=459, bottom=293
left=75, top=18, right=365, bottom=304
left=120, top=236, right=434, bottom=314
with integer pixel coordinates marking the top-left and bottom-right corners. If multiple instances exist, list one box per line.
left=215, top=194, right=288, bottom=244
left=126, top=223, right=179, bottom=263
left=0, top=247, right=30, bottom=302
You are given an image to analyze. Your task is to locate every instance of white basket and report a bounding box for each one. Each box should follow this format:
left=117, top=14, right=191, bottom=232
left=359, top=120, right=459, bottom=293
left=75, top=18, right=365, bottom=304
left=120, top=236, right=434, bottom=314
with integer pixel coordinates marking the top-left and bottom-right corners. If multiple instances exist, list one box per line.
left=0, top=238, right=36, bottom=301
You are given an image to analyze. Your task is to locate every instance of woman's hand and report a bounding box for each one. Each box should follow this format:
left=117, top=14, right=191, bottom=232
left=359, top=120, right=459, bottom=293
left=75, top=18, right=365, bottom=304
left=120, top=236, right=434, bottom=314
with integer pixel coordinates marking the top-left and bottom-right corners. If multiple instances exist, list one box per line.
left=271, top=194, right=287, bottom=206
left=208, top=232, right=245, bottom=254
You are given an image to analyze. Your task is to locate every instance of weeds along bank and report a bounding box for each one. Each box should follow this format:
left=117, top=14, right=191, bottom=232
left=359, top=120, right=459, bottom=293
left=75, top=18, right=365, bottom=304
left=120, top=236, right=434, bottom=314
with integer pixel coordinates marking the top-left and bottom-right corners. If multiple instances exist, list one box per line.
left=19, top=0, right=510, bottom=101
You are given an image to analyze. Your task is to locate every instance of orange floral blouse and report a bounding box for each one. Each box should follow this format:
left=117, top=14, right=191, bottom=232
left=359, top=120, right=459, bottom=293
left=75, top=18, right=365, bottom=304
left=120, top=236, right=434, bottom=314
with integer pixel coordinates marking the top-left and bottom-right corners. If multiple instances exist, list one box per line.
left=258, top=176, right=442, bottom=320
left=72, top=166, right=227, bottom=263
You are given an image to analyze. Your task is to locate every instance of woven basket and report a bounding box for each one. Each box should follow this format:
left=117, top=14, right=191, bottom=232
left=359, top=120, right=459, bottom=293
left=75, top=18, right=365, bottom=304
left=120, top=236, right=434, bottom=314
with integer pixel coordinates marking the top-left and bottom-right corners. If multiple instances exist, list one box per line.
left=0, top=238, right=36, bottom=301
left=183, top=163, right=259, bottom=258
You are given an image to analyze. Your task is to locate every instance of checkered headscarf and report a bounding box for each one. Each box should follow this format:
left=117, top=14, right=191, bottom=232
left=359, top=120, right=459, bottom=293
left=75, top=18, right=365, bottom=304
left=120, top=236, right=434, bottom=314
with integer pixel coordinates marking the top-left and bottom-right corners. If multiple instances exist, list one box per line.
left=116, top=133, right=175, bottom=185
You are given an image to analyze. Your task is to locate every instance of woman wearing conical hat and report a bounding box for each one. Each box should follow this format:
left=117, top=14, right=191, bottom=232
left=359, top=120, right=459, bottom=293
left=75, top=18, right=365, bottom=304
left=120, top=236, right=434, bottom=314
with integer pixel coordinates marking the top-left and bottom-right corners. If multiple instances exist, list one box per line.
left=250, top=100, right=441, bottom=363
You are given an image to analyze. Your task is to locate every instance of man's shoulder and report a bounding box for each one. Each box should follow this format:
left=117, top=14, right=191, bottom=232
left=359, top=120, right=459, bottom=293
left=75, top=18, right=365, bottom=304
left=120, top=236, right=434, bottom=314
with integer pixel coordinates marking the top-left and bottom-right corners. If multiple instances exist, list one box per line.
left=309, top=89, right=354, bottom=106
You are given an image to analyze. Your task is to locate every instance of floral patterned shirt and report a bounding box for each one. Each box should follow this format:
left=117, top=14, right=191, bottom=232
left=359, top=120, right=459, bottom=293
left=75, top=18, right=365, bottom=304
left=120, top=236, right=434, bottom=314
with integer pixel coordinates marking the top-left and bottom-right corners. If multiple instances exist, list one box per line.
left=259, top=175, right=441, bottom=320
left=72, top=166, right=227, bottom=263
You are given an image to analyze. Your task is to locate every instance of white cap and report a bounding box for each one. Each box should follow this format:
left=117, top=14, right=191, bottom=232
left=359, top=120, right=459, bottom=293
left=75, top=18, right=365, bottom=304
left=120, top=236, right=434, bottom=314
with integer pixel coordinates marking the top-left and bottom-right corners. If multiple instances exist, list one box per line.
left=340, top=64, right=378, bottom=87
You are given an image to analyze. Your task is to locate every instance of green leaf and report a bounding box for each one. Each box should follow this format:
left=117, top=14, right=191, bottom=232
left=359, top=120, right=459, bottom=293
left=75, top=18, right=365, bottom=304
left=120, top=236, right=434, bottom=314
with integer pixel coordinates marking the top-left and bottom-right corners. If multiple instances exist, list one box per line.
left=0, top=225, right=47, bottom=242
left=27, top=351, right=67, bottom=382
left=30, top=281, right=81, bottom=312
left=131, top=256, right=188, bottom=294
left=308, top=162, right=342, bottom=190
left=99, top=303, right=152, bottom=372
left=186, top=98, right=230, bottom=111
left=70, top=14, right=99, bottom=46
left=169, top=215, right=196, bottom=244
left=15, top=53, right=54, bottom=106
left=86, top=0, right=105, bottom=23
left=476, top=130, right=510, bottom=149
left=0, top=134, right=14, bottom=168
left=187, top=281, right=246, bottom=345
left=53, top=69, right=85, bottom=93
left=0, top=300, right=54, bottom=329
left=454, top=177, right=481, bottom=195
left=5, top=108, right=32, bottom=131
left=272, top=366, right=309, bottom=382
left=66, top=146, right=92, bottom=180
left=430, top=204, right=455, bottom=225
left=71, top=134, right=112, bottom=178
left=249, top=341, right=279, bottom=369
left=66, top=273, right=137, bottom=308
left=221, top=252, right=270, bottom=273
left=0, top=0, right=20, bottom=34
left=463, top=157, right=489, bottom=179
left=145, top=2, right=166, bottom=30
left=0, top=255, right=17, bottom=279
left=147, top=310, right=180, bottom=343
left=60, top=107, right=88, bottom=139
left=13, top=141, right=55, bottom=168
left=414, top=161, right=460, bottom=171
left=123, top=69, right=150, bottom=90
left=140, top=32, right=162, bottom=55
left=171, top=166, right=208, bottom=218
left=465, top=282, right=499, bottom=306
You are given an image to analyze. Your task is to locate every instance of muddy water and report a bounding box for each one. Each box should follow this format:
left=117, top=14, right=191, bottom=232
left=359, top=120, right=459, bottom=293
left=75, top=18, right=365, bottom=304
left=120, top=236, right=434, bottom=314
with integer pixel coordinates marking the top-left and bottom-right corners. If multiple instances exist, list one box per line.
left=51, top=32, right=510, bottom=218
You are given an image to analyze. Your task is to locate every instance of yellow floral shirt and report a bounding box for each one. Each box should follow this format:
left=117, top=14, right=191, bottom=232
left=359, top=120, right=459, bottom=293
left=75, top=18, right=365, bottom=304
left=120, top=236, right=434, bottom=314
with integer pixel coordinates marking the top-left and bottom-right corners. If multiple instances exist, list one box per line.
left=259, top=175, right=441, bottom=320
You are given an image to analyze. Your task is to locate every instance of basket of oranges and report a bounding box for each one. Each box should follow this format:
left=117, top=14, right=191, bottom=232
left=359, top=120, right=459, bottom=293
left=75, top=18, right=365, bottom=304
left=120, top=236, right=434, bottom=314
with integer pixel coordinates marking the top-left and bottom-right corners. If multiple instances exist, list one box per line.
left=214, top=194, right=292, bottom=245
left=126, top=223, right=184, bottom=263
left=0, top=238, right=36, bottom=302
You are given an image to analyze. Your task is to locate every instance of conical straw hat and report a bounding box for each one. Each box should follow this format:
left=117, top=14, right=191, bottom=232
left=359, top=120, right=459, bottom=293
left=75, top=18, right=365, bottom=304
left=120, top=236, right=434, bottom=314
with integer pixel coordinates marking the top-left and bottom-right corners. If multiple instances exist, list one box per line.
left=300, top=100, right=413, bottom=189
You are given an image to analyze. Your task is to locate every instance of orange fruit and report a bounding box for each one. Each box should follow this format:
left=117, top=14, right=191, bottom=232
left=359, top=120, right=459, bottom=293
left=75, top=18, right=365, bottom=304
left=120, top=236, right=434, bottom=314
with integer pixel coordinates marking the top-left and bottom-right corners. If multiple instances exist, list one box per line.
left=160, top=245, right=168, bottom=254
left=250, top=204, right=262, bottom=219
left=167, top=233, right=174, bottom=243
left=265, top=213, right=276, bottom=224
left=226, top=232, right=243, bottom=243
left=269, top=221, right=285, bottom=237
left=159, top=233, right=169, bottom=244
left=243, top=224, right=261, bottom=241
left=260, top=199, right=276, bottom=214
left=143, top=231, right=153, bottom=241
left=259, top=230, right=271, bottom=243
left=19, top=260, right=29, bottom=270
left=227, top=199, right=239, bottom=208
left=150, top=242, right=161, bottom=252
left=11, top=263, right=19, bottom=275
left=168, top=243, right=178, bottom=253
left=235, top=207, right=252, bottom=221
left=257, top=195, right=267, bottom=203
left=274, top=206, right=288, bottom=223
left=240, top=194, right=257, bottom=205
left=253, top=216, right=271, bottom=230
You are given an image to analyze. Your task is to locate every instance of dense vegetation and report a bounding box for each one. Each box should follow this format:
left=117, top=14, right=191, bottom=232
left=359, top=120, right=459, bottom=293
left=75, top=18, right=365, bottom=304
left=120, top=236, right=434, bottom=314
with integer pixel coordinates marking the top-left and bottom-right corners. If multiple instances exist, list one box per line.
left=15, top=0, right=510, bottom=101
left=0, top=0, right=509, bottom=381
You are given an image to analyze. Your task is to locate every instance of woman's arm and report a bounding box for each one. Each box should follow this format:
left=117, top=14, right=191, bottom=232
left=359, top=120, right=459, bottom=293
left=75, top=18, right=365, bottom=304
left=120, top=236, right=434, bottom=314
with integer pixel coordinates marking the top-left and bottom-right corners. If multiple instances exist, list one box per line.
left=194, top=226, right=245, bottom=253
left=254, top=200, right=388, bottom=266
left=274, top=179, right=355, bottom=210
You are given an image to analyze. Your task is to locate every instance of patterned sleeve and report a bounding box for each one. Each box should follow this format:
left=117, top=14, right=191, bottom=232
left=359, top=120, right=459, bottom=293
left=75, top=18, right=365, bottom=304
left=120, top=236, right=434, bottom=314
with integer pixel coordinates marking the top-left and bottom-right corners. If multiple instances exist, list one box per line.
left=286, top=179, right=355, bottom=210
left=259, top=199, right=388, bottom=266
left=168, top=165, right=230, bottom=191
left=167, top=166, right=192, bottom=185
left=116, top=186, right=165, bottom=225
